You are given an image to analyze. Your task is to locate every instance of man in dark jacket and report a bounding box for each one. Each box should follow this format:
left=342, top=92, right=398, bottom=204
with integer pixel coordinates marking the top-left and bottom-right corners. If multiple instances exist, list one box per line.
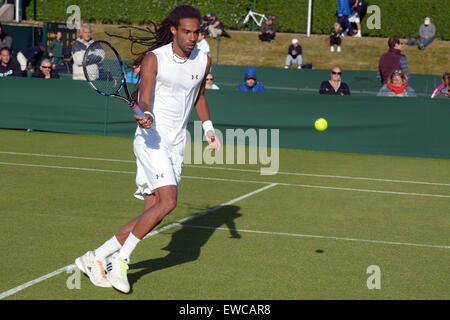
left=0, top=47, right=23, bottom=77
left=31, top=59, right=60, bottom=79
left=237, top=66, right=266, bottom=92
left=53, top=48, right=73, bottom=74
left=377, top=36, right=409, bottom=85
left=0, top=23, right=13, bottom=51
left=259, top=17, right=277, bottom=42
left=16, top=42, right=46, bottom=71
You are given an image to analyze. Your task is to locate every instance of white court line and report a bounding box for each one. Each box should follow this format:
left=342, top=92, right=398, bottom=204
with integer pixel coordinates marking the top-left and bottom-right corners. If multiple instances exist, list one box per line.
left=0, top=183, right=279, bottom=300
left=1, top=151, right=449, bottom=187
left=1, top=161, right=449, bottom=198
left=183, top=225, right=450, bottom=250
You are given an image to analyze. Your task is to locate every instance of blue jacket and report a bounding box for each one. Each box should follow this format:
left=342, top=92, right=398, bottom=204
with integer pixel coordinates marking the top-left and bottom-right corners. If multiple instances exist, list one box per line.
left=337, top=0, right=351, bottom=16
left=237, top=67, right=266, bottom=92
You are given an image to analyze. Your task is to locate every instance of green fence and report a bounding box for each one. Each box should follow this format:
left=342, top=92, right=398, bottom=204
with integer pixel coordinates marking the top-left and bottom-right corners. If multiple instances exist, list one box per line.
left=1, top=73, right=449, bottom=159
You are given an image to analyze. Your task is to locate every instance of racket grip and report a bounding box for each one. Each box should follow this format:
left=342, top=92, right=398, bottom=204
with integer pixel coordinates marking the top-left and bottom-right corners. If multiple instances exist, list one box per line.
left=131, top=103, right=146, bottom=119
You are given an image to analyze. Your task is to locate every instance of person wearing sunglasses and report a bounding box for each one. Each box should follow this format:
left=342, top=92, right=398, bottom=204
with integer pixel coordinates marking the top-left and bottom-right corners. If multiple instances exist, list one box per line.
left=319, top=66, right=351, bottom=96
left=205, top=72, right=219, bottom=90
left=31, top=59, right=60, bottom=79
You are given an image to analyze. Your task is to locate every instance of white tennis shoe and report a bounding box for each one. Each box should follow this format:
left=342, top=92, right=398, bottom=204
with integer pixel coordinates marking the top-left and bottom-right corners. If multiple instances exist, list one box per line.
left=75, top=251, right=111, bottom=288
left=106, top=253, right=130, bottom=293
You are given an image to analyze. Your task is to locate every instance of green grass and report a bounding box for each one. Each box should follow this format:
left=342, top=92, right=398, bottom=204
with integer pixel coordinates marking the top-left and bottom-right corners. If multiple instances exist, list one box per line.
left=90, top=25, right=450, bottom=75
left=0, top=129, right=449, bottom=300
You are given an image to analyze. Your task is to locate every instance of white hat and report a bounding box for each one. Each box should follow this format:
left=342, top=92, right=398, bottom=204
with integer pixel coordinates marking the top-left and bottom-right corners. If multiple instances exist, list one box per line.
left=424, top=17, right=430, bottom=25
left=292, top=38, right=299, bottom=44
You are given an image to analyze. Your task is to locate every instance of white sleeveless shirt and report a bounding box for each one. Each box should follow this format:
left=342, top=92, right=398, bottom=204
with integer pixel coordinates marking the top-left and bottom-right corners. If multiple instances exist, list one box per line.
left=134, top=42, right=208, bottom=147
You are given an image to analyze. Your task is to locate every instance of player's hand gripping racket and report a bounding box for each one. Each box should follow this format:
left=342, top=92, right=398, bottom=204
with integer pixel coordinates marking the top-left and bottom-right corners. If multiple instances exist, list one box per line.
left=82, top=40, right=148, bottom=120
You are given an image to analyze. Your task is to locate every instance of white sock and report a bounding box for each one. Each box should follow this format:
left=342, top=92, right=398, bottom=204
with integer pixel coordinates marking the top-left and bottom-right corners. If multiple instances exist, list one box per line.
left=118, top=232, right=141, bottom=261
left=94, top=236, right=122, bottom=260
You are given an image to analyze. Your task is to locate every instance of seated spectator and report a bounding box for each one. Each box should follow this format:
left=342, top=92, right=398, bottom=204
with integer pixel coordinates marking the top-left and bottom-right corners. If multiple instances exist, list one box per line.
left=377, top=69, right=416, bottom=97
left=259, top=16, right=277, bottom=42
left=48, top=31, right=64, bottom=67
left=206, top=12, right=224, bottom=39
left=0, top=23, right=13, bottom=51
left=201, top=16, right=209, bottom=34
left=53, top=48, right=73, bottom=74
left=32, top=59, right=60, bottom=79
left=17, top=42, right=47, bottom=71
left=196, top=30, right=210, bottom=56
left=330, top=22, right=343, bottom=52
left=377, top=36, right=410, bottom=85
left=319, top=66, right=351, bottom=95
left=205, top=72, right=219, bottom=90
left=419, top=17, right=436, bottom=50
left=125, top=60, right=140, bottom=84
left=284, top=38, right=302, bottom=69
left=237, top=66, right=266, bottom=92
left=0, top=47, right=23, bottom=77
left=430, top=72, right=450, bottom=99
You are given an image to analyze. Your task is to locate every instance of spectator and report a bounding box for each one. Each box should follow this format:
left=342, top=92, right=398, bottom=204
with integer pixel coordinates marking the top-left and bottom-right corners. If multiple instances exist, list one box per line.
left=31, top=59, right=60, bottom=79
left=0, top=23, right=13, bottom=51
left=207, top=12, right=224, bottom=39
left=284, top=38, right=302, bottom=69
left=0, top=47, right=23, bottom=77
left=125, top=60, right=140, bottom=84
left=16, top=42, right=46, bottom=71
left=205, top=72, right=219, bottom=90
left=319, top=66, right=351, bottom=95
left=337, top=0, right=354, bottom=36
left=430, top=72, right=450, bottom=99
left=259, top=16, right=277, bottom=42
left=419, top=17, right=436, bottom=50
left=349, top=0, right=368, bottom=38
left=48, top=31, right=64, bottom=67
left=377, top=36, right=409, bottom=85
left=72, top=23, right=97, bottom=80
left=196, top=30, right=210, bottom=56
left=330, top=22, right=343, bottom=52
left=237, top=66, right=266, bottom=92
left=377, top=69, right=416, bottom=97
left=201, top=16, right=209, bottom=34
left=53, top=48, right=73, bottom=74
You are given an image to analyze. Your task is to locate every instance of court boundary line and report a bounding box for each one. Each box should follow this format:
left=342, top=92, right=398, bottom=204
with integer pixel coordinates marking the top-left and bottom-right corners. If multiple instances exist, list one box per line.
left=1, top=151, right=449, bottom=187
left=0, top=161, right=449, bottom=198
left=182, top=224, right=450, bottom=250
left=0, top=183, right=278, bottom=300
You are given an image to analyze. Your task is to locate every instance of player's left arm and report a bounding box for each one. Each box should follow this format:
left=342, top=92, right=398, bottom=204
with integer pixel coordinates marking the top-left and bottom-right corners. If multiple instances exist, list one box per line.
left=194, top=55, right=221, bottom=150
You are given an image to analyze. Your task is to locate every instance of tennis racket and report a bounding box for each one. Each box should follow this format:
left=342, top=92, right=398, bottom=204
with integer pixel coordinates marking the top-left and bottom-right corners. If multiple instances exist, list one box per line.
left=82, top=40, right=146, bottom=119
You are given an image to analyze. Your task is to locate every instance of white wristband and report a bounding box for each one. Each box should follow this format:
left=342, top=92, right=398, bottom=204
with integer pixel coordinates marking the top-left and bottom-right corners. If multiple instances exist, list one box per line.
left=144, top=111, right=154, bottom=119
left=202, top=120, right=215, bottom=136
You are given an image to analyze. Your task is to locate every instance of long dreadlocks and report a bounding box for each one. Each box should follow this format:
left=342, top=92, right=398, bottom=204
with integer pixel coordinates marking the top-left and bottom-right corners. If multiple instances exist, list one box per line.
left=105, top=5, right=201, bottom=100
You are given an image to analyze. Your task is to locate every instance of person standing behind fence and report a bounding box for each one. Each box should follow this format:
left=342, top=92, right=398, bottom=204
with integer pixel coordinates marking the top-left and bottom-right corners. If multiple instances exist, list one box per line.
left=284, top=38, right=302, bottom=69
left=319, top=66, right=351, bottom=96
left=337, top=0, right=354, bottom=36
left=0, top=47, right=23, bottom=77
left=330, top=22, right=343, bottom=52
left=377, top=36, right=409, bottom=85
left=377, top=69, right=416, bottom=97
left=237, top=66, right=266, bottom=92
left=48, top=31, right=64, bottom=67
left=72, top=24, right=96, bottom=80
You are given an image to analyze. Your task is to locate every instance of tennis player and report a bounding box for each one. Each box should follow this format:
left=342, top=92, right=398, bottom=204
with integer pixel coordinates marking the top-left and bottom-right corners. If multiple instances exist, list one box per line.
left=75, top=5, right=221, bottom=293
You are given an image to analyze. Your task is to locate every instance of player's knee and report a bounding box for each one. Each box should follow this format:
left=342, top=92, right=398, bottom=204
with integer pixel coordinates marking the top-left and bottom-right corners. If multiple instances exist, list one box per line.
left=161, top=197, right=177, bottom=214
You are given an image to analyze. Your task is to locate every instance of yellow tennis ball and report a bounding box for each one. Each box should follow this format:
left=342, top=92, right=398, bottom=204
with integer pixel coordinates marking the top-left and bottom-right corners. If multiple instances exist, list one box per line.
left=315, top=118, right=328, bottom=131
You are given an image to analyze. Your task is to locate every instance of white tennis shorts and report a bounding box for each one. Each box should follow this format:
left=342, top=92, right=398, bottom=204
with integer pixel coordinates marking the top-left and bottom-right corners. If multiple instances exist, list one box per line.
left=133, top=141, right=184, bottom=200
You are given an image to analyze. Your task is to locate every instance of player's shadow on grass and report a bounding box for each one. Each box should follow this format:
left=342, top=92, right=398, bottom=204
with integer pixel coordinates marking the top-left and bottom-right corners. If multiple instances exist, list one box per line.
left=128, top=205, right=242, bottom=287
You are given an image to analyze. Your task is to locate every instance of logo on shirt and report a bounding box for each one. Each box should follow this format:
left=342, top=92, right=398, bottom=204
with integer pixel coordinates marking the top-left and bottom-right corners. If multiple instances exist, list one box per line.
left=156, top=173, right=164, bottom=180
left=192, top=74, right=199, bottom=80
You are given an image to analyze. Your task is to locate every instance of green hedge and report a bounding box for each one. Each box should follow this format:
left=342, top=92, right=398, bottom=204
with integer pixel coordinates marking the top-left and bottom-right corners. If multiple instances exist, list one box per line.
left=25, top=0, right=450, bottom=40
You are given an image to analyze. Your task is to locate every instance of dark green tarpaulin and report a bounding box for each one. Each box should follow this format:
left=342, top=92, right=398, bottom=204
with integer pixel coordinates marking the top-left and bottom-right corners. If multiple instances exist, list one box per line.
left=0, top=75, right=449, bottom=159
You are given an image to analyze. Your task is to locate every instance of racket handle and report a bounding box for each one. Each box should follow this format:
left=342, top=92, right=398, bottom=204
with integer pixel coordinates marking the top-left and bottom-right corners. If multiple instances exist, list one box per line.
left=131, top=103, right=146, bottom=119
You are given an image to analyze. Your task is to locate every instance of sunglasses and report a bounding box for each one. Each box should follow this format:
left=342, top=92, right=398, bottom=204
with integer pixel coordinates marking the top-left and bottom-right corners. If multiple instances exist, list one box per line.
left=41, top=66, right=52, bottom=69
left=332, top=71, right=342, bottom=75
left=206, top=78, right=213, bottom=81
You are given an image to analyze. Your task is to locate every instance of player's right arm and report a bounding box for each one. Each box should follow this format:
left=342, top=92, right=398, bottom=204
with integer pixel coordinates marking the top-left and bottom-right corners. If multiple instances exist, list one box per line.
left=135, top=52, right=158, bottom=129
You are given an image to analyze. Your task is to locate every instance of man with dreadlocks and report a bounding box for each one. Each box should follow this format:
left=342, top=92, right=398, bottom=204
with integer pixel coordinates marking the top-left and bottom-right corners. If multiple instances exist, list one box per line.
left=75, top=5, right=221, bottom=294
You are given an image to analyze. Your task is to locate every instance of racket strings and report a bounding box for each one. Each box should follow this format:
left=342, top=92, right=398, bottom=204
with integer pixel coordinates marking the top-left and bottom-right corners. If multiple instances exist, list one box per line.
left=85, top=42, right=123, bottom=94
